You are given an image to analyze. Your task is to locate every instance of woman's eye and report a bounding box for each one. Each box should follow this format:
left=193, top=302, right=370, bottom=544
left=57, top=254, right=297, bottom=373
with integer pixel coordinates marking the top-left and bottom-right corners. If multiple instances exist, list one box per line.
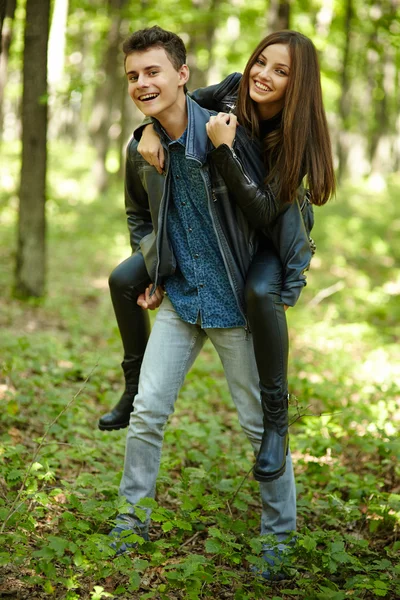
left=276, top=69, right=287, bottom=76
left=256, top=58, right=265, bottom=66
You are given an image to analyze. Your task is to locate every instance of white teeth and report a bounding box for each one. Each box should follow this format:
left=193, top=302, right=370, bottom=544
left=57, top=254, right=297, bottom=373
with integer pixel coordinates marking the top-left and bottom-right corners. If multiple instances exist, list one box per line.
left=139, top=93, right=159, bottom=101
left=255, top=81, right=271, bottom=92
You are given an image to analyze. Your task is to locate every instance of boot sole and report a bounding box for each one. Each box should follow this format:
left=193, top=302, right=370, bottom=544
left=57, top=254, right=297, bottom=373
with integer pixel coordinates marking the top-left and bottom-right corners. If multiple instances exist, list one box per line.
left=253, top=463, right=286, bottom=483
left=98, top=421, right=130, bottom=431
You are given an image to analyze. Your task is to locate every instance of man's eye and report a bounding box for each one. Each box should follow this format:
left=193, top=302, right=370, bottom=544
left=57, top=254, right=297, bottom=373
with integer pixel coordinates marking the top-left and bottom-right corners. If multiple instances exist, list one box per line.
left=150, top=71, right=159, bottom=76
left=129, top=76, right=138, bottom=82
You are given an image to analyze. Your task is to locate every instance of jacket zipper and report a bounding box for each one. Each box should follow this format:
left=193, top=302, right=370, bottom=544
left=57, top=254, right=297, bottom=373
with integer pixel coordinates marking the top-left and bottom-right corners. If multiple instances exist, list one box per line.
left=230, top=145, right=252, bottom=185
left=151, top=151, right=170, bottom=296
left=201, top=168, right=249, bottom=334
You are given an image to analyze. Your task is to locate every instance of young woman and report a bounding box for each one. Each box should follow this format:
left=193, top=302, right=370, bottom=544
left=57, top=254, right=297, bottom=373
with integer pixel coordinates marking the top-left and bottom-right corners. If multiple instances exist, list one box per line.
left=99, top=30, right=335, bottom=484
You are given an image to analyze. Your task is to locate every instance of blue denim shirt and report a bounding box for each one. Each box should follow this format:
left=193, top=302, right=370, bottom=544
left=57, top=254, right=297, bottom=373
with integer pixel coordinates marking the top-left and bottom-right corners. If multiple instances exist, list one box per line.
left=163, top=129, right=245, bottom=328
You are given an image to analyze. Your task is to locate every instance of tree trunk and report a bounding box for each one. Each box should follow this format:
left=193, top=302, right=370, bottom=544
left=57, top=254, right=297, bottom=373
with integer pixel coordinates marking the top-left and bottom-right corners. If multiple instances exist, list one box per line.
left=266, top=0, right=290, bottom=33
left=369, top=1, right=397, bottom=175
left=89, top=0, right=126, bottom=194
left=0, top=0, right=17, bottom=136
left=369, top=48, right=389, bottom=174
left=0, top=0, right=6, bottom=49
left=336, top=0, right=352, bottom=182
left=15, top=0, right=50, bottom=298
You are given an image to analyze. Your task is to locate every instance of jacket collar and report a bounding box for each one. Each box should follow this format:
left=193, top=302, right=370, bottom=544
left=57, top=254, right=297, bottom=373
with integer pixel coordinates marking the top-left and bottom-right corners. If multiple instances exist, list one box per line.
left=153, top=95, right=215, bottom=166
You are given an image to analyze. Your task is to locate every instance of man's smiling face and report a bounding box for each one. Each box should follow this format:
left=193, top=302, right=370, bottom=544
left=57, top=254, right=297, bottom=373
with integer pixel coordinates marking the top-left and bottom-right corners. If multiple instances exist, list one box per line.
left=125, top=47, right=188, bottom=119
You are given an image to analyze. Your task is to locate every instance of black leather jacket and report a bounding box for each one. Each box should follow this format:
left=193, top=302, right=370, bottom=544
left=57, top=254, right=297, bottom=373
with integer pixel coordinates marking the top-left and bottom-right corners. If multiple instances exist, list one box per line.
left=191, top=72, right=315, bottom=306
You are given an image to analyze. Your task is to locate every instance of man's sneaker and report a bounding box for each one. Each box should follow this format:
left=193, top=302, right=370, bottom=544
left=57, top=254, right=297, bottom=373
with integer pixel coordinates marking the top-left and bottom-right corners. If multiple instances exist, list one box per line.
left=251, top=545, right=291, bottom=581
left=108, top=524, right=149, bottom=557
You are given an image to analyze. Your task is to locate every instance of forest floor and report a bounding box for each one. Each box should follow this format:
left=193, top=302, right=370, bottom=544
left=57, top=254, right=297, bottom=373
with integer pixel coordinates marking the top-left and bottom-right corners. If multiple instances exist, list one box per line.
left=0, top=143, right=399, bottom=599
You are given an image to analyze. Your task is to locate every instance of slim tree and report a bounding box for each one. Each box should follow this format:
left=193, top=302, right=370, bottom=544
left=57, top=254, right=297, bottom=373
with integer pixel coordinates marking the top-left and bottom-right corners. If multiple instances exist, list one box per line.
left=0, top=0, right=17, bottom=136
left=337, top=0, right=353, bottom=182
left=266, top=0, right=290, bottom=32
left=0, top=0, right=6, bottom=47
left=89, top=0, right=126, bottom=194
left=15, top=0, right=51, bottom=297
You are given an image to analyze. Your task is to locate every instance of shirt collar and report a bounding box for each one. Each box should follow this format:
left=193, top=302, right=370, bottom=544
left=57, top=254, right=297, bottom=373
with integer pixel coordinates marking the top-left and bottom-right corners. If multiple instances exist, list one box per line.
left=152, top=95, right=214, bottom=165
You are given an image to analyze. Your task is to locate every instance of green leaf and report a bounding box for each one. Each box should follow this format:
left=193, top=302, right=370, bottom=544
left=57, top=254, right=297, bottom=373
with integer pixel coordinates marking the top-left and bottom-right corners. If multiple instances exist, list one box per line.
left=43, top=580, right=55, bottom=594
left=33, top=546, right=56, bottom=560
left=373, top=580, right=389, bottom=596
left=0, top=553, right=11, bottom=566
left=7, top=469, right=24, bottom=481
left=388, top=494, right=400, bottom=510
left=300, top=535, right=317, bottom=551
left=31, top=462, right=43, bottom=472
left=134, top=507, right=147, bottom=523
left=162, top=521, right=174, bottom=532
left=205, top=539, right=222, bottom=553
left=73, top=551, right=84, bottom=567
left=175, top=518, right=192, bottom=531
left=48, top=535, right=69, bottom=557
left=137, top=497, right=158, bottom=509
left=90, top=586, right=114, bottom=599
left=331, top=541, right=345, bottom=553
left=128, top=572, right=141, bottom=591
left=133, top=558, right=149, bottom=571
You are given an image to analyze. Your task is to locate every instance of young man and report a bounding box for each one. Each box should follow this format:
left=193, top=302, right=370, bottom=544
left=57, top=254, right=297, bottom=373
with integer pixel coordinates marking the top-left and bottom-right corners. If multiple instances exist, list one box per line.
left=109, top=26, right=297, bottom=577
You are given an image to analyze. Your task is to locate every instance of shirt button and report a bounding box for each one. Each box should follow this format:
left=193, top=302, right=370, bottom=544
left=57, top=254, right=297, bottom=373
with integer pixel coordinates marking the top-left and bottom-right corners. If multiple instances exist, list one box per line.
left=181, top=201, right=186, bottom=206
left=176, top=175, right=180, bottom=179
left=188, top=227, right=193, bottom=232
left=199, top=283, right=204, bottom=288
left=194, top=253, right=199, bottom=259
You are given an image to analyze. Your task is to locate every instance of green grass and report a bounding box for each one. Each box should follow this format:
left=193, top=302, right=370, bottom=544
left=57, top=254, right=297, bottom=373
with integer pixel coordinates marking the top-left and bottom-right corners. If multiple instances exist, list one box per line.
left=0, top=142, right=399, bottom=599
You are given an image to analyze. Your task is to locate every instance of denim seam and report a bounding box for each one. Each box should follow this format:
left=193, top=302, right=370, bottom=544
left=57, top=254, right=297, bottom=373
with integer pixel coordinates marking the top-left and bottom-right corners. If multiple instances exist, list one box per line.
left=176, top=327, right=202, bottom=392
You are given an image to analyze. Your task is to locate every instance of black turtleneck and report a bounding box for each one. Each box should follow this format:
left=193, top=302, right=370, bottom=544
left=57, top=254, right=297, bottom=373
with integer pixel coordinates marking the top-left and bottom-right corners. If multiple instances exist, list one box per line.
left=259, top=111, right=282, bottom=140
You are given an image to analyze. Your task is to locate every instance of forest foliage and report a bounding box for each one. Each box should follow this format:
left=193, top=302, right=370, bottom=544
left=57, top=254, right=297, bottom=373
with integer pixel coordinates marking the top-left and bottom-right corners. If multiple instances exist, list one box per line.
left=0, top=0, right=399, bottom=598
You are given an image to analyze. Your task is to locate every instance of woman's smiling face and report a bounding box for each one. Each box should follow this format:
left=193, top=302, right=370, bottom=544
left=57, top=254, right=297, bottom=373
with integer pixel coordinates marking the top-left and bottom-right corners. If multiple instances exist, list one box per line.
left=248, top=43, right=291, bottom=119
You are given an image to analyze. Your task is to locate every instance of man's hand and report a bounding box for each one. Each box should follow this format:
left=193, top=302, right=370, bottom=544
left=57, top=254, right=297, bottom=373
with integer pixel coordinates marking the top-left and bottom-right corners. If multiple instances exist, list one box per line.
left=206, top=112, right=238, bottom=148
left=137, top=285, right=165, bottom=310
left=137, top=124, right=165, bottom=174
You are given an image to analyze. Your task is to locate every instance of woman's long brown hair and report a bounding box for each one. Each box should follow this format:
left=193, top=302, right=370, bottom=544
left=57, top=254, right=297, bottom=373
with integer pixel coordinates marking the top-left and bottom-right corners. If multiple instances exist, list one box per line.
left=236, top=30, right=335, bottom=205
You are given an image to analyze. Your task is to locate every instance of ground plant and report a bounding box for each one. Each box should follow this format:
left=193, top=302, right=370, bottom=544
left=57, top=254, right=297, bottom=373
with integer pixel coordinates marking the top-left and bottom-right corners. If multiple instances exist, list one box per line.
left=0, top=142, right=399, bottom=598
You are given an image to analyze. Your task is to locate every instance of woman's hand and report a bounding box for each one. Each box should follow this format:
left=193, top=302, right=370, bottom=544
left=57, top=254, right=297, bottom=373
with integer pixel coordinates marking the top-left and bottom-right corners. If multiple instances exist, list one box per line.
left=137, top=285, right=165, bottom=310
left=206, top=112, right=238, bottom=148
left=137, top=124, right=165, bottom=174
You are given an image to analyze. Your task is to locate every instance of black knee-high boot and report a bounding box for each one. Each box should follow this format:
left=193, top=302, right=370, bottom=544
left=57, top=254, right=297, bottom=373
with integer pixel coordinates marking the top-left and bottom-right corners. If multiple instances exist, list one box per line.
left=253, top=392, right=289, bottom=482
left=98, top=358, right=143, bottom=430
left=98, top=253, right=151, bottom=431
left=245, top=245, right=290, bottom=481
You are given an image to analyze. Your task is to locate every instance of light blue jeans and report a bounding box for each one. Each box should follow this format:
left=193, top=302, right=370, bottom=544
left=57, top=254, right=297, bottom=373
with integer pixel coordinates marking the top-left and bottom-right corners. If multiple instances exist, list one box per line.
left=118, top=297, right=296, bottom=542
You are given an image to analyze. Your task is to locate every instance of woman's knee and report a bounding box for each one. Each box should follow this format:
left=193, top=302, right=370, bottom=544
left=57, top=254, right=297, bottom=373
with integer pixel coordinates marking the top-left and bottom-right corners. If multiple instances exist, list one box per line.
left=245, top=278, right=281, bottom=312
left=109, top=254, right=149, bottom=294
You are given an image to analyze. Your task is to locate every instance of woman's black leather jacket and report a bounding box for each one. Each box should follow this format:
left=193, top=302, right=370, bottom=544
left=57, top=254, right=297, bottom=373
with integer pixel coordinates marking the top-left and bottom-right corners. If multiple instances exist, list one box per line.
left=190, top=72, right=315, bottom=306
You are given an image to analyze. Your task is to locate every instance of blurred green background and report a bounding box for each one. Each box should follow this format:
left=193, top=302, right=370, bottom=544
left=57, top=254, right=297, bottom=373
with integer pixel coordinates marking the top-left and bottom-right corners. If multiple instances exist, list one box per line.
left=0, top=1, right=399, bottom=598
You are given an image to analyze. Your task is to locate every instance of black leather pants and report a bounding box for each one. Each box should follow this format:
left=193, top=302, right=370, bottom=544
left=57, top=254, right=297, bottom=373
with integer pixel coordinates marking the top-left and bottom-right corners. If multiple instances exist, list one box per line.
left=109, top=244, right=288, bottom=403
left=245, top=243, right=288, bottom=405
left=108, top=253, right=151, bottom=366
